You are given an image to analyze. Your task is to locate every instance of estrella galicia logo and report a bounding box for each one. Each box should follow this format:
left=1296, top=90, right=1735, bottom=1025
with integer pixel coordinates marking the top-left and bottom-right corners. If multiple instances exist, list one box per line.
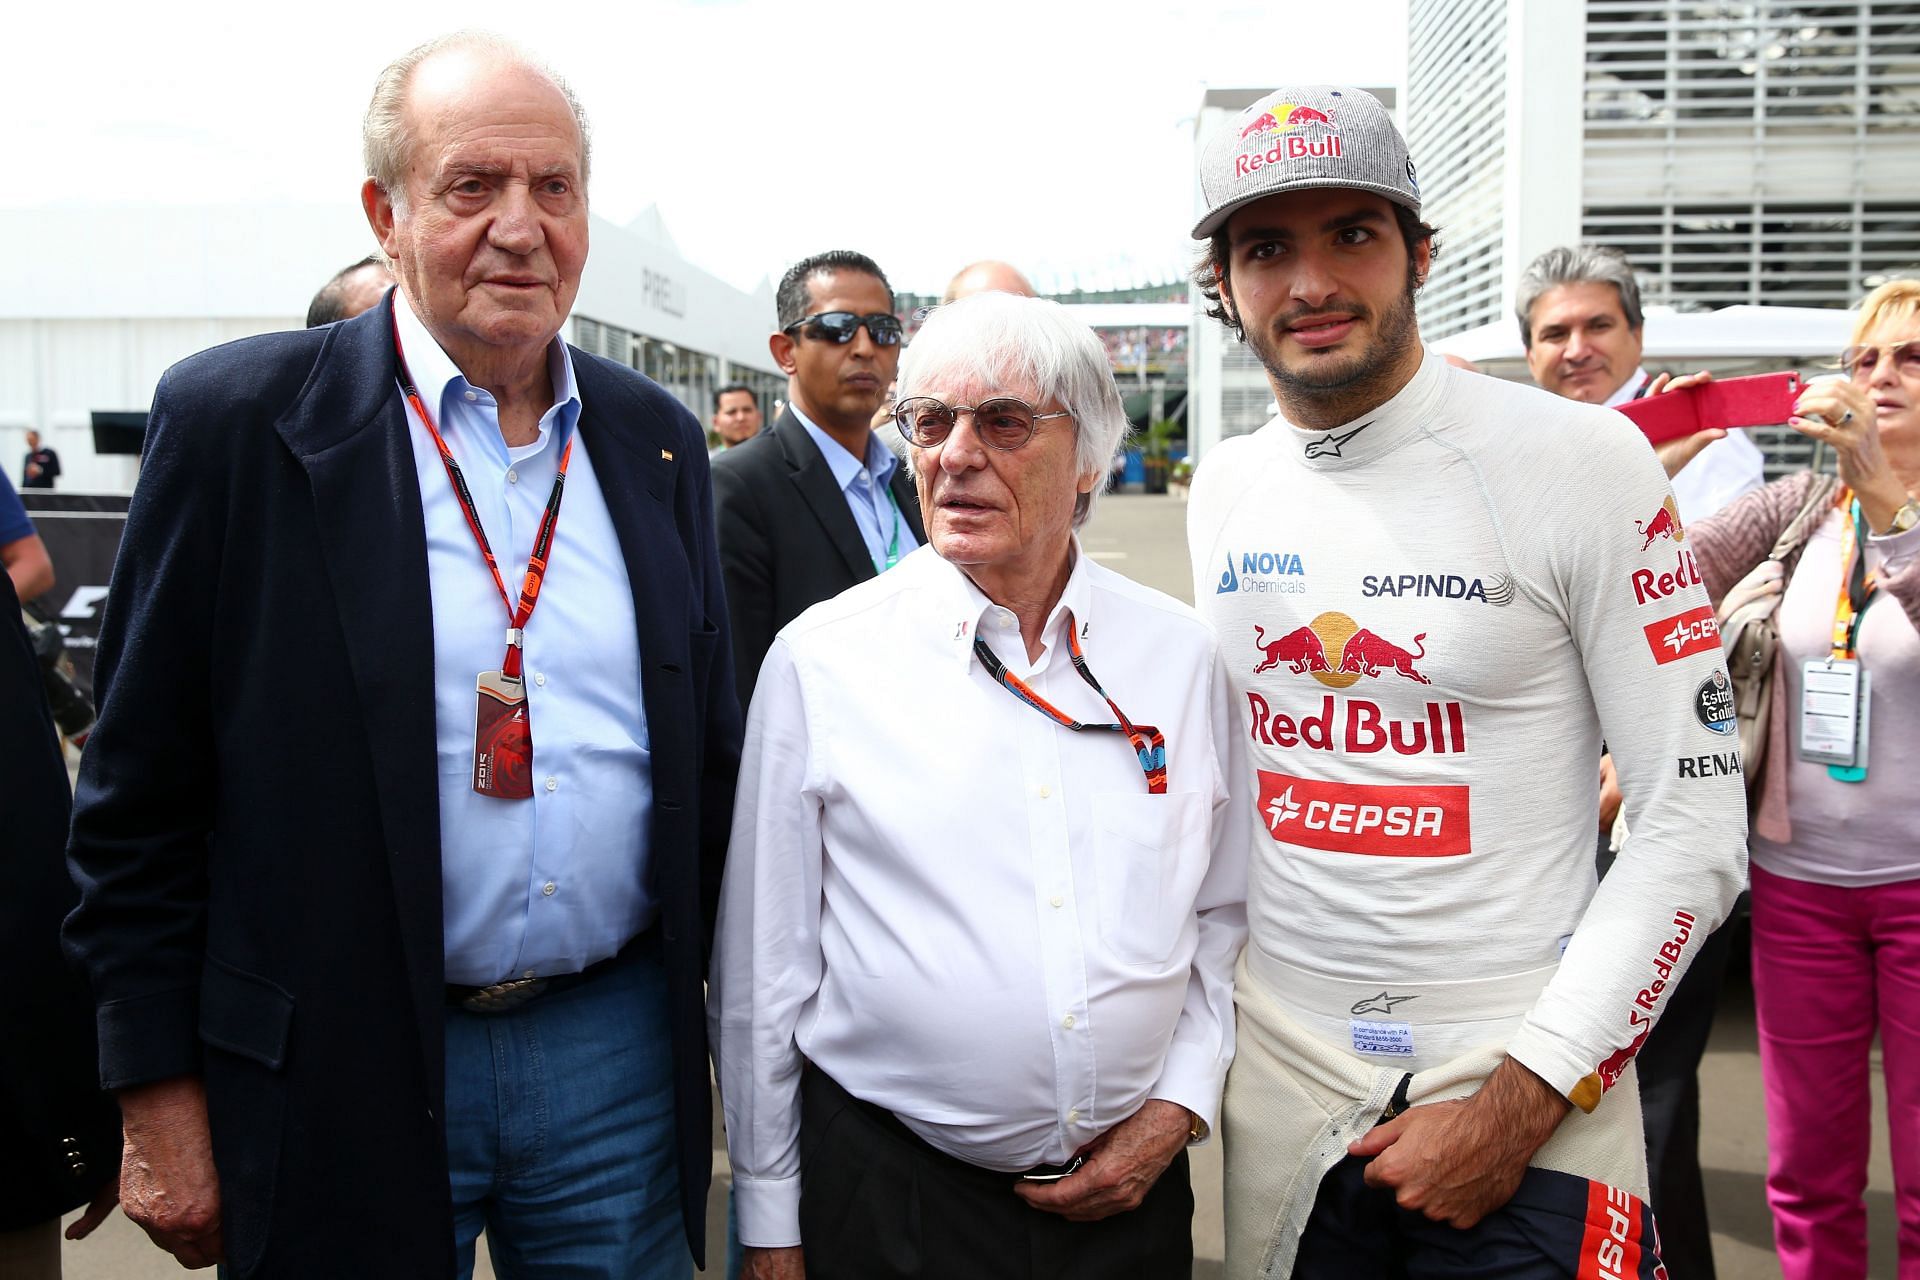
left=1217, top=549, right=1308, bottom=595
left=1694, top=669, right=1736, bottom=736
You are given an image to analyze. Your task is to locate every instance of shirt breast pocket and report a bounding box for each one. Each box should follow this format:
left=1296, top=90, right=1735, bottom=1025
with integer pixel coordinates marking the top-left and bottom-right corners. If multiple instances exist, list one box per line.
left=1092, top=789, right=1208, bottom=969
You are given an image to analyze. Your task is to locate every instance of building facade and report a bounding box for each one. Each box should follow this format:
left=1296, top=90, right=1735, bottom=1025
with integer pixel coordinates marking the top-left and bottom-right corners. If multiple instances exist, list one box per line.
left=1410, top=0, right=1920, bottom=342
left=0, top=205, right=783, bottom=491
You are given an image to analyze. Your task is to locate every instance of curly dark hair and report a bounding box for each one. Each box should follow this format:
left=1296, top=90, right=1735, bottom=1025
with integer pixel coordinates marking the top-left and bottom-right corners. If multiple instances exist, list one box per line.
left=1192, top=204, right=1440, bottom=338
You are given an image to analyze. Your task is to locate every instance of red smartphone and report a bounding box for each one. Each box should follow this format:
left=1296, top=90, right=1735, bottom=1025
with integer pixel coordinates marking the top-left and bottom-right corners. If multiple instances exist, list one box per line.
left=1614, top=371, right=1805, bottom=445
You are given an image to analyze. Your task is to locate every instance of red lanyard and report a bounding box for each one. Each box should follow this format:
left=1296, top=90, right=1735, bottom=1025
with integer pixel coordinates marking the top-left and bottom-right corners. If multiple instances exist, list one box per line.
left=973, top=609, right=1168, bottom=794
left=393, top=314, right=571, bottom=680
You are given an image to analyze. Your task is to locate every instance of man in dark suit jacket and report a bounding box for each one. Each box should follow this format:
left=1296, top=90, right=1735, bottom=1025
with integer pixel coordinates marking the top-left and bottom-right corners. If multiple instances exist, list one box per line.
left=63, top=34, right=739, bottom=1280
left=712, top=251, right=926, bottom=708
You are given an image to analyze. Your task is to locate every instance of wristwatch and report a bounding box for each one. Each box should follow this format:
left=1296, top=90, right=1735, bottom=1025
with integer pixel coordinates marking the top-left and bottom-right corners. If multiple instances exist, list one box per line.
left=1877, top=498, right=1920, bottom=536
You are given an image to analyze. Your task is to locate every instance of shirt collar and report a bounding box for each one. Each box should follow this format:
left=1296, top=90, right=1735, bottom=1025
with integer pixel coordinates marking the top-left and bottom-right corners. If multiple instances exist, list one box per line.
left=1603, top=367, right=1652, bottom=409
left=790, top=401, right=899, bottom=492
left=934, top=539, right=1095, bottom=673
left=1277, top=352, right=1446, bottom=471
left=392, top=289, right=583, bottom=459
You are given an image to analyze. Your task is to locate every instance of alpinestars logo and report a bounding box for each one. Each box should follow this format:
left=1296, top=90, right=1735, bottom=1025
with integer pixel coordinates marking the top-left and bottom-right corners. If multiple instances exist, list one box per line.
left=1350, top=991, right=1418, bottom=1016
left=1302, top=421, right=1372, bottom=460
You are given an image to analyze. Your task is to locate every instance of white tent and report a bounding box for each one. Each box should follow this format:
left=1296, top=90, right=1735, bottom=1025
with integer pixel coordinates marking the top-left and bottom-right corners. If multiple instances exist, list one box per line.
left=1432, top=304, right=1857, bottom=381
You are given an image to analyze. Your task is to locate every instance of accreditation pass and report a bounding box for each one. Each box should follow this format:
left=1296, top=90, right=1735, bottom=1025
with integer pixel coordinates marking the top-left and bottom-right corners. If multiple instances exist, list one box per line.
left=1799, top=658, right=1870, bottom=767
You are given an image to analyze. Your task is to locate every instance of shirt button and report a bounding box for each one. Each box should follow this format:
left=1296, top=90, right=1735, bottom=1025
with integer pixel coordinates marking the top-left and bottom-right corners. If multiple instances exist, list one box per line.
left=542, top=881, right=556, bottom=897
left=534, top=672, right=547, bottom=687
left=1038, top=783, right=1052, bottom=799
left=1062, top=1014, right=1076, bottom=1029
left=544, top=776, right=558, bottom=792
left=523, top=968, right=537, bottom=979
left=507, top=468, right=519, bottom=484
left=464, top=390, right=479, bottom=402
left=1050, top=895, right=1064, bottom=908
left=1068, top=1108, right=1081, bottom=1124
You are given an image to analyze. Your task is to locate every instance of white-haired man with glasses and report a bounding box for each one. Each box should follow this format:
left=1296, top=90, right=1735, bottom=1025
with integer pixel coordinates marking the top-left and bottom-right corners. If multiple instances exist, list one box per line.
left=711, top=292, right=1249, bottom=1280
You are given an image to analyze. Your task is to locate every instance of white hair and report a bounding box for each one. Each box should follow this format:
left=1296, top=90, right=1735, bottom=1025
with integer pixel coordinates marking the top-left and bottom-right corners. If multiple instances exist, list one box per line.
left=363, top=31, right=592, bottom=215
left=896, top=292, right=1131, bottom=528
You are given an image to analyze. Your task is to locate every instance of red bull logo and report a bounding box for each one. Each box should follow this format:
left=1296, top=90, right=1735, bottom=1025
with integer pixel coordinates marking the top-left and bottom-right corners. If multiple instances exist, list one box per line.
left=1634, top=496, right=1686, bottom=552
left=1586, top=909, right=1697, bottom=1098
left=1246, top=692, right=1467, bottom=756
left=1234, top=101, right=1343, bottom=177
left=1254, top=612, right=1431, bottom=688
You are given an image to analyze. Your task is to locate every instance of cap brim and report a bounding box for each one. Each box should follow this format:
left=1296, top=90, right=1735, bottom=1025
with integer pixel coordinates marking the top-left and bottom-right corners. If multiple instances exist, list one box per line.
left=1190, top=179, right=1423, bottom=240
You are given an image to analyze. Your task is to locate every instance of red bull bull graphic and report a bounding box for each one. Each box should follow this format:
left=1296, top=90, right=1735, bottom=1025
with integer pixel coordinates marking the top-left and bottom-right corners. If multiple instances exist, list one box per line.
left=1256, top=769, right=1471, bottom=856
left=1253, top=624, right=1330, bottom=674
left=1253, top=611, right=1431, bottom=689
left=1634, top=496, right=1686, bottom=553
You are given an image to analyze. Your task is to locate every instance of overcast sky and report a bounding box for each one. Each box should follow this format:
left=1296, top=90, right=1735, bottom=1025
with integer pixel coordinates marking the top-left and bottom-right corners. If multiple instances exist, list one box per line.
left=8, top=0, right=1407, bottom=296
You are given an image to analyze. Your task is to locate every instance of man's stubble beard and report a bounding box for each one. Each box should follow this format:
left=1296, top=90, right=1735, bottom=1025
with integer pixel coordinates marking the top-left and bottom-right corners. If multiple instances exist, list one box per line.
left=1244, top=281, right=1424, bottom=429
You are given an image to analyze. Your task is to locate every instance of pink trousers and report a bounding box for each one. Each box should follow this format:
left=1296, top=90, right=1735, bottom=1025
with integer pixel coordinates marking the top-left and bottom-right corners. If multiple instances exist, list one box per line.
left=1751, top=863, right=1920, bottom=1280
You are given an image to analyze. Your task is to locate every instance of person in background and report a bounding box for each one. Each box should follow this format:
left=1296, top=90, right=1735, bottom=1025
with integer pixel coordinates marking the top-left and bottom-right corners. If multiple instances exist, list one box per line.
left=0, top=471, right=54, bottom=604
left=0, top=570, right=123, bottom=1279
left=711, top=250, right=924, bottom=709
left=710, top=384, right=762, bottom=455
left=942, top=259, right=1037, bottom=304
left=1519, top=245, right=1765, bottom=526
left=21, top=430, right=60, bottom=490
left=1664, top=278, right=1920, bottom=1280
left=305, top=255, right=392, bottom=328
left=1516, top=241, right=1759, bottom=1280
left=712, top=291, right=1245, bottom=1280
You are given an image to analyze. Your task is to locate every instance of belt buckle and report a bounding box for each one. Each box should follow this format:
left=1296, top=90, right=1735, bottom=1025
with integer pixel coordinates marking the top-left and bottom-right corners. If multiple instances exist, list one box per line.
left=459, top=977, right=549, bottom=1014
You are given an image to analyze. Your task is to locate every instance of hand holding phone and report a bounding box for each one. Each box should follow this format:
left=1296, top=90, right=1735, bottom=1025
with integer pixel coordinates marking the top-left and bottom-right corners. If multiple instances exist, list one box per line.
left=1616, top=371, right=1805, bottom=444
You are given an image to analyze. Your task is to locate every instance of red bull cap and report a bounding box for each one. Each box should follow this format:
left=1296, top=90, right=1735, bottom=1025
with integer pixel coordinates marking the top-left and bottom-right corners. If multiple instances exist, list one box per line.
left=1192, top=85, right=1421, bottom=240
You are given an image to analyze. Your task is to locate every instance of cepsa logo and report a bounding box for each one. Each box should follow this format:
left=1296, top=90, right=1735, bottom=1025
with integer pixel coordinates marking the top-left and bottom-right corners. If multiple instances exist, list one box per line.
left=1576, top=1182, right=1655, bottom=1280
left=1234, top=99, right=1342, bottom=177
left=1257, top=769, right=1471, bottom=857
left=1634, top=496, right=1686, bottom=552
left=1217, top=550, right=1308, bottom=595
left=1643, top=605, right=1720, bottom=664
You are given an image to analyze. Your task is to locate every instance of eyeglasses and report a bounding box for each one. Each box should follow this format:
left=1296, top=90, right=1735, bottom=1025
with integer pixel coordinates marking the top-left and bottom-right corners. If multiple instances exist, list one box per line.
left=893, top=396, right=1073, bottom=451
left=1841, top=340, right=1920, bottom=380
left=782, top=311, right=904, bottom=347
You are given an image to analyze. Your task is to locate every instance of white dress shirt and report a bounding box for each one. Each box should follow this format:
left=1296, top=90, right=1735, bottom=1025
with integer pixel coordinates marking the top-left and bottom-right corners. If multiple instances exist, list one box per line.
left=710, top=543, right=1248, bottom=1248
left=395, top=292, right=655, bottom=986
left=1607, top=367, right=1767, bottom=523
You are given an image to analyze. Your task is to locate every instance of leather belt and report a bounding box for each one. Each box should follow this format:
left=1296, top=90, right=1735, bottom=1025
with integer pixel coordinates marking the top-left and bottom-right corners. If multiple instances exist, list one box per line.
left=446, top=925, right=657, bottom=1014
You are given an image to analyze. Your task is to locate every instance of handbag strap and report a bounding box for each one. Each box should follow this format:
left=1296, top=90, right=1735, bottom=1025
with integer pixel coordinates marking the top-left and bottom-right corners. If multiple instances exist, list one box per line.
left=1767, top=473, right=1844, bottom=576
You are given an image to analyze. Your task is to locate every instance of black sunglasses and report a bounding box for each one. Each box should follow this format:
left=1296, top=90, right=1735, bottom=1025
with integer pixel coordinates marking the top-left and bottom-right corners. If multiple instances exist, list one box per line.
left=782, top=311, right=904, bottom=347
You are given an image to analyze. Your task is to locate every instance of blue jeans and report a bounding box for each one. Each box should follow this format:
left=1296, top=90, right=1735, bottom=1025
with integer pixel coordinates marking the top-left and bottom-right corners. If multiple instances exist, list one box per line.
left=446, top=945, right=692, bottom=1280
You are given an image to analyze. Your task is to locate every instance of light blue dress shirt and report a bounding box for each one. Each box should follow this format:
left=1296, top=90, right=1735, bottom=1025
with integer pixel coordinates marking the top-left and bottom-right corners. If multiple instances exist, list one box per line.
left=395, top=294, right=655, bottom=986
left=790, top=404, right=920, bottom=573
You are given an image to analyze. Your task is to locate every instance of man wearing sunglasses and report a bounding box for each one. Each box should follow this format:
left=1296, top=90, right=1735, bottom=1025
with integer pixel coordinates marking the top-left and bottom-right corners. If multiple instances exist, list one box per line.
left=712, top=250, right=926, bottom=709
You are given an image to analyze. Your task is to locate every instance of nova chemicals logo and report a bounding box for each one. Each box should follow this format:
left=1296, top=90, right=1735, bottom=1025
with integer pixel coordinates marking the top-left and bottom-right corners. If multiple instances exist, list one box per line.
left=1217, top=550, right=1307, bottom=595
